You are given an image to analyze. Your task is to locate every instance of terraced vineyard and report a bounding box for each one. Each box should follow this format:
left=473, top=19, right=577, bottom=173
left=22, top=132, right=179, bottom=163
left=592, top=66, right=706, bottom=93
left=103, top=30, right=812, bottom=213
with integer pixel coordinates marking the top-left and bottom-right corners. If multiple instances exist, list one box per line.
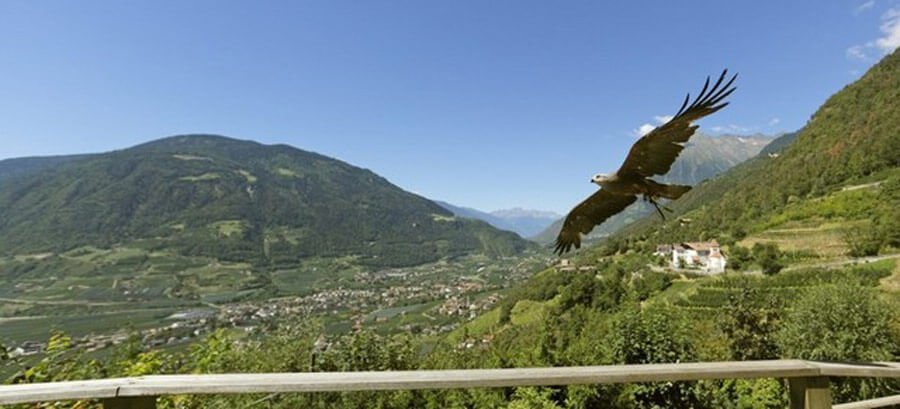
left=671, top=260, right=894, bottom=312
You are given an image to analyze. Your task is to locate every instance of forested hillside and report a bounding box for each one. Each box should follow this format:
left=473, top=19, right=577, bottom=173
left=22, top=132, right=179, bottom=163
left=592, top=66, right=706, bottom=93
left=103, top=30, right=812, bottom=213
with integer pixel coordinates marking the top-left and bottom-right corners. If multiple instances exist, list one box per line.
left=0, top=135, right=530, bottom=268
left=0, top=154, right=92, bottom=183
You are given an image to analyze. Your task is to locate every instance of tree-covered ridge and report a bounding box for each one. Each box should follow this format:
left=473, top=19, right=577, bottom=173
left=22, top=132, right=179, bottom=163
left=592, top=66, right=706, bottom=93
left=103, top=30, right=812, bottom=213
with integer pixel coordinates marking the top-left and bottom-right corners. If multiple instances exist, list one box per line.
left=0, top=134, right=530, bottom=267
left=0, top=154, right=93, bottom=183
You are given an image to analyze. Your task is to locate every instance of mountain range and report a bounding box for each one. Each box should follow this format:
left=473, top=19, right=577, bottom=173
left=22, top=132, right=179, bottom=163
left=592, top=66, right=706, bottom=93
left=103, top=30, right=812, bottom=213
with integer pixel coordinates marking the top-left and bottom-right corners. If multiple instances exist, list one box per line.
left=434, top=201, right=561, bottom=238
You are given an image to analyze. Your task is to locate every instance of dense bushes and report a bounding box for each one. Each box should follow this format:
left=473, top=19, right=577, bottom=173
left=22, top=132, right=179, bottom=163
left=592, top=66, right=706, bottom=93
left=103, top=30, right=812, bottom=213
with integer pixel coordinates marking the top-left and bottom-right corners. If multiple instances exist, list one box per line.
left=776, top=282, right=899, bottom=402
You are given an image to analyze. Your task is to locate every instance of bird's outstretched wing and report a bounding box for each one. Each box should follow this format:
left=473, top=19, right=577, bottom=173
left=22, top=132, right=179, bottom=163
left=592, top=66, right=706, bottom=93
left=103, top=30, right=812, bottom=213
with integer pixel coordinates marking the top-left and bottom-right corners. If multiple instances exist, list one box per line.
left=617, top=70, right=737, bottom=179
left=554, top=190, right=637, bottom=255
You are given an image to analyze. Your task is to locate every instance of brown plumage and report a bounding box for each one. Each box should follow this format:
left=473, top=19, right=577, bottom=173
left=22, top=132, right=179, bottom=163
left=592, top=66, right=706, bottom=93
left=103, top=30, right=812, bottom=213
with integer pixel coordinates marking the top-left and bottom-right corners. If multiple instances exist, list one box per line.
left=554, top=70, right=737, bottom=255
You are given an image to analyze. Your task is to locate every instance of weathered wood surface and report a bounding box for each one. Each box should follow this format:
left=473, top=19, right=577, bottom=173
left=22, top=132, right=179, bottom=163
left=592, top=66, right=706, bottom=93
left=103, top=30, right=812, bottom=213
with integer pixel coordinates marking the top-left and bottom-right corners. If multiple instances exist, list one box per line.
left=815, top=361, right=900, bottom=378
left=0, top=377, right=124, bottom=404
left=0, top=360, right=898, bottom=405
left=833, top=394, right=900, bottom=409
left=789, top=376, right=832, bottom=409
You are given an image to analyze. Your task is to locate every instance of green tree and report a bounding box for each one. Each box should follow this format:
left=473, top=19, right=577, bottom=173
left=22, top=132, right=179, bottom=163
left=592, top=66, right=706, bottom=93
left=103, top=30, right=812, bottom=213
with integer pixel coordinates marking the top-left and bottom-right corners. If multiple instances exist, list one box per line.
left=876, top=177, right=900, bottom=248
left=877, top=208, right=900, bottom=248
left=751, top=243, right=782, bottom=276
left=776, top=282, right=898, bottom=402
left=507, top=387, right=563, bottom=409
left=727, top=245, right=752, bottom=271
left=711, top=378, right=786, bottom=409
left=717, top=287, right=780, bottom=361
left=843, top=222, right=883, bottom=257
left=609, top=305, right=707, bottom=409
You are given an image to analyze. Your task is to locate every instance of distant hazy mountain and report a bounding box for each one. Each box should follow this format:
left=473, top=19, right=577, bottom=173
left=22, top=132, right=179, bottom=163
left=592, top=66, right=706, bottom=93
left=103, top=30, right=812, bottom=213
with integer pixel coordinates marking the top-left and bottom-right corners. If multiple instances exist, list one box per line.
left=0, top=135, right=530, bottom=267
left=531, top=133, right=774, bottom=244
left=435, top=202, right=561, bottom=238
left=489, top=208, right=561, bottom=237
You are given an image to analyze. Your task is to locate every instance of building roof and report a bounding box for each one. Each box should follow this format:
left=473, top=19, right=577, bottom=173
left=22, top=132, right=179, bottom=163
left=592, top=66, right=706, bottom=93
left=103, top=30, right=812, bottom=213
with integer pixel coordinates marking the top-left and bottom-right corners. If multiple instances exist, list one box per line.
left=682, top=241, right=720, bottom=251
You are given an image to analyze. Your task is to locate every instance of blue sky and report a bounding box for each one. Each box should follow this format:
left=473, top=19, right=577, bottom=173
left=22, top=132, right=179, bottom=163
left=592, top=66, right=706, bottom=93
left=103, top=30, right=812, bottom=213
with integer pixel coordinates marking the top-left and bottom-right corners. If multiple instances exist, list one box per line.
left=2, top=1, right=898, bottom=214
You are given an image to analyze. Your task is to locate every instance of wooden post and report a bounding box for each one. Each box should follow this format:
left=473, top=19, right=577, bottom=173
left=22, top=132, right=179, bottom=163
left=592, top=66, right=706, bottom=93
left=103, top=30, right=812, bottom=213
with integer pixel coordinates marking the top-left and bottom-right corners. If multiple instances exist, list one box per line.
left=102, top=396, right=157, bottom=409
left=789, top=377, right=832, bottom=409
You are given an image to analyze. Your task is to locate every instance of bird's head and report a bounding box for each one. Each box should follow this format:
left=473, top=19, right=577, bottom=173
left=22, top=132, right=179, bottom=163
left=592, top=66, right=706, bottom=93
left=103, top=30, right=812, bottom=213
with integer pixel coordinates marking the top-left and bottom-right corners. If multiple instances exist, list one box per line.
left=591, top=173, right=612, bottom=186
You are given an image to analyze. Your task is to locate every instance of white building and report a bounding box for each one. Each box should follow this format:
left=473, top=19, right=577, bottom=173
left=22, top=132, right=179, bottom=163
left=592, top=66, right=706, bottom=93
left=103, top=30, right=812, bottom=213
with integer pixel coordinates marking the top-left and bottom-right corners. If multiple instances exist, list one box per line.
left=658, top=240, right=727, bottom=274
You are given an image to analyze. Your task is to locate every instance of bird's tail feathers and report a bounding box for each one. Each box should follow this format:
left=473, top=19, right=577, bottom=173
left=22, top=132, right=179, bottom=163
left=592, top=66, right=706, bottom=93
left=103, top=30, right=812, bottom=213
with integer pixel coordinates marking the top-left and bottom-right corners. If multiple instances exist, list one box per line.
left=658, top=184, right=691, bottom=200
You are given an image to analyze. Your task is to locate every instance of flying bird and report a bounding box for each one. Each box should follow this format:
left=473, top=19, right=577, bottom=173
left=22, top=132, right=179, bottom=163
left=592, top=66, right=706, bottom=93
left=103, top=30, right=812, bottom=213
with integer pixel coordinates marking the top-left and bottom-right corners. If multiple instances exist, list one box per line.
left=554, top=70, right=737, bottom=255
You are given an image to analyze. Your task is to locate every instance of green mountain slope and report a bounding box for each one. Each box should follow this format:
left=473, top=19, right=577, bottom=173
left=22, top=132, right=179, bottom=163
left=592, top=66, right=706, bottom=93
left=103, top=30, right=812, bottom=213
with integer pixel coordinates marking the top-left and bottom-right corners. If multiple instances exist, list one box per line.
left=0, top=135, right=530, bottom=267
left=531, top=133, right=774, bottom=244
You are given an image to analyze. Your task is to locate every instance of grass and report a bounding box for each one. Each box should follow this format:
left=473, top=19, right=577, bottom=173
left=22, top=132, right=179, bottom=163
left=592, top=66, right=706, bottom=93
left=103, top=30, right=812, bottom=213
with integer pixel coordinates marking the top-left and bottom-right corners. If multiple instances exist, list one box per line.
left=739, top=222, right=861, bottom=259
left=652, top=279, right=700, bottom=304
left=172, top=154, right=212, bottom=161
left=211, top=220, right=246, bottom=237
left=759, top=186, right=880, bottom=230
left=444, top=309, right=500, bottom=344
left=237, top=169, right=257, bottom=183
left=179, top=172, right=221, bottom=181
left=12, top=253, right=54, bottom=262
left=880, top=259, right=900, bottom=292
left=275, top=168, right=298, bottom=177
left=735, top=179, right=893, bottom=259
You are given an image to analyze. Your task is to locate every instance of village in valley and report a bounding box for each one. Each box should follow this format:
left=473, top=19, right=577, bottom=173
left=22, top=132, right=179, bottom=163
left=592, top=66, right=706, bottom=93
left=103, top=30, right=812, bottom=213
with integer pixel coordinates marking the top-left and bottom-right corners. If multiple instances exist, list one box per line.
left=3, top=251, right=549, bottom=359
left=3, top=239, right=729, bottom=359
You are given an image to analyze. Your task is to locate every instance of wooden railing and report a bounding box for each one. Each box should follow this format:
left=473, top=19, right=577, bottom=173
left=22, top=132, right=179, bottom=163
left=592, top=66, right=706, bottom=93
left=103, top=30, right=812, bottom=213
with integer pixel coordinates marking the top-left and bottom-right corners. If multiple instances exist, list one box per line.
left=0, top=360, right=897, bottom=409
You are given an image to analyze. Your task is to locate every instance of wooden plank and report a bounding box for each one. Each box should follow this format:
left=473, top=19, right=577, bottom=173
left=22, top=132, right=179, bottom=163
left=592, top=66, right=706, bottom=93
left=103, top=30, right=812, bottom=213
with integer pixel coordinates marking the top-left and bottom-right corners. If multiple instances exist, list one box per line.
left=813, top=362, right=900, bottom=378
left=103, top=396, right=157, bottom=409
left=0, top=360, right=897, bottom=405
left=0, top=378, right=124, bottom=405
left=118, top=360, right=820, bottom=396
left=804, top=377, right=833, bottom=409
left=789, top=377, right=832, bottom=409
left=834, top=394, right=900, bottom=409
left=789, top=377, right=808, bottom=409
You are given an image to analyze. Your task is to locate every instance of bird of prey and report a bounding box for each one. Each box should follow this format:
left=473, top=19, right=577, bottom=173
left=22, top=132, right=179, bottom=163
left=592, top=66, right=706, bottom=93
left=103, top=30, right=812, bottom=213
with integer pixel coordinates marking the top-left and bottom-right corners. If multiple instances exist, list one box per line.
left=554, top=70, right=737, bottom=255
